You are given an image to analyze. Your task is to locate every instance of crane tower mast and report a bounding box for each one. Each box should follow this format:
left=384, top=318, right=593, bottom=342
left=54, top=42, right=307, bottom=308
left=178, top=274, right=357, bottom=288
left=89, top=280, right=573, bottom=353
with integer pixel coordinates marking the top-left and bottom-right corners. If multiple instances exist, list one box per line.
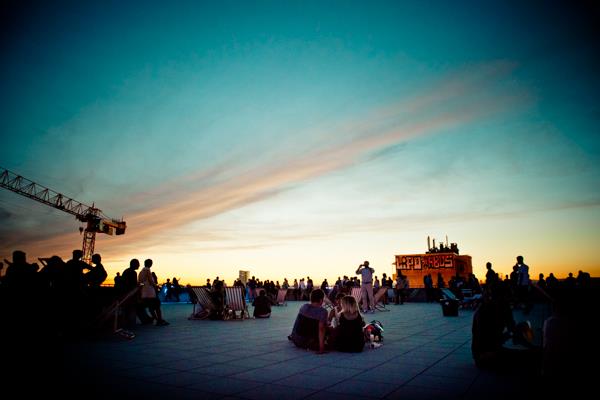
left=0, top=166, right=126, bottom=264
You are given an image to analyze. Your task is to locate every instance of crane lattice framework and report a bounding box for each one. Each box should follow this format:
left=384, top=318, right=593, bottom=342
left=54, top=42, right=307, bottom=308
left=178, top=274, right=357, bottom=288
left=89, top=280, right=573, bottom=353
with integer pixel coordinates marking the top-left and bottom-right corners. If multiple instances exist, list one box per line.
left=0, top=166, right=126, bottom=264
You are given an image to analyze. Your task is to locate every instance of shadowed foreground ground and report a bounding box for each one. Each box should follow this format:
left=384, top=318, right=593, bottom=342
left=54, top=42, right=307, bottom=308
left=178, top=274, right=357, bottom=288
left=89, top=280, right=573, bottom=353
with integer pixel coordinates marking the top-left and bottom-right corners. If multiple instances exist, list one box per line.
left=12, top=300, right=567, bottom=399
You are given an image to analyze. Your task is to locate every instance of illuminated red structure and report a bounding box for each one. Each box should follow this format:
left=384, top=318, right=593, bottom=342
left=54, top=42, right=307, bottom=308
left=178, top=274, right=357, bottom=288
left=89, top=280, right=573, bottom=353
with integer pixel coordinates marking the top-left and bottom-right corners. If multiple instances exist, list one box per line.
left=394, top=236, right=472, bottom=288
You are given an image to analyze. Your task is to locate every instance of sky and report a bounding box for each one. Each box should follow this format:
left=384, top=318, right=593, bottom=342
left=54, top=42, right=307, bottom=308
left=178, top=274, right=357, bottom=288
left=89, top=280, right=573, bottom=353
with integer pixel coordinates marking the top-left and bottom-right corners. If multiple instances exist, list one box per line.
left=1, top=0, right=599, bottom=285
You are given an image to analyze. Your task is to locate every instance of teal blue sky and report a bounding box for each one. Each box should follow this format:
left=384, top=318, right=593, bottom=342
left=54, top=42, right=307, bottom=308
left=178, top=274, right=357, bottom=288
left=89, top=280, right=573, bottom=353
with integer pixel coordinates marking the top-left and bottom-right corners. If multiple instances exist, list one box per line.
left=1, top=1, right=599, bottom=284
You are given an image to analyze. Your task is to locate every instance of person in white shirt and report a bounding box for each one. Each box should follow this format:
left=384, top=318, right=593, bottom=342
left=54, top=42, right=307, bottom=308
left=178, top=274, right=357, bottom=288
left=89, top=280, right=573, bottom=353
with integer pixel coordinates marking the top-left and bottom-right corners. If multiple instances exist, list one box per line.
left=356, top=261, right=375, bottom=313
left=138, top=259, right=169, bottom=326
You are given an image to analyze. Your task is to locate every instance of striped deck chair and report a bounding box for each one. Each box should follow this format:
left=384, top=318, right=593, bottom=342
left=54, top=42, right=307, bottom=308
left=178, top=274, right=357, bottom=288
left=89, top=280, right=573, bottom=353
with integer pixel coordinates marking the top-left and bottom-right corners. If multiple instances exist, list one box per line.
left=275, top=288, right=288, bottom=306
left=373, top=287, right=390, bottom=312
left=350, top=287, right=362, bottom=309
left=190, top=286, right=214, bottom=316
left=224, top=286, right=249, bottom=320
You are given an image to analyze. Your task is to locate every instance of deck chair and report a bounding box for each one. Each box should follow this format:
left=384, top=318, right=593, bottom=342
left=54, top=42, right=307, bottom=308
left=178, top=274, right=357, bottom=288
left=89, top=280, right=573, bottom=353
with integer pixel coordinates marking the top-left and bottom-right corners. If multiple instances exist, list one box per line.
left=350, top=287, right=362, bottom=309
left=190, top=286, right=214, bottom=318
left=224, top=286, right=249, bottom=320
left=373, top=287, right=390, bottom=312
left=275, top=289, right=288, bottom=306
left=440, top=288, right=458, bottom=301
left=460, top=288, right=482, bottom=309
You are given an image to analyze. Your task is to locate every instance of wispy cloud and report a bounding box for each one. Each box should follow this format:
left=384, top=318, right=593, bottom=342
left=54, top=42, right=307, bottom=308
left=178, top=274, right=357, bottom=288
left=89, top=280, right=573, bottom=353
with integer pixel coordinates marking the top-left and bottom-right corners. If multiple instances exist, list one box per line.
left=1, top=62, right=527, bottom=260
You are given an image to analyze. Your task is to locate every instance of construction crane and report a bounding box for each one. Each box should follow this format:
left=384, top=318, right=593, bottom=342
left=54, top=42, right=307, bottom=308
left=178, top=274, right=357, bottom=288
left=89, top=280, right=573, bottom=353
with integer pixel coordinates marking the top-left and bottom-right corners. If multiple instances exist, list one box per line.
left=0, top=166, right=126, bottom=264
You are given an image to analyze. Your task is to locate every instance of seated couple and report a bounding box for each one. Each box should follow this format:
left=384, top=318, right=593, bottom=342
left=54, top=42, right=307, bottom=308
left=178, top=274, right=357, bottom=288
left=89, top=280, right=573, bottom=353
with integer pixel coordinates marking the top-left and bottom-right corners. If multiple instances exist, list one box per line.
left=288, top=289, right=365, bottom=354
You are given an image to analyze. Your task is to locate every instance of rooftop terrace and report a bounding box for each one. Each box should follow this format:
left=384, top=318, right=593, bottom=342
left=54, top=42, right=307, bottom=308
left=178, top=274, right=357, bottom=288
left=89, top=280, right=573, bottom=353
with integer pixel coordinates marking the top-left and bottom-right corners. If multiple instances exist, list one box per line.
left=46, top=300, right=557, bottom=399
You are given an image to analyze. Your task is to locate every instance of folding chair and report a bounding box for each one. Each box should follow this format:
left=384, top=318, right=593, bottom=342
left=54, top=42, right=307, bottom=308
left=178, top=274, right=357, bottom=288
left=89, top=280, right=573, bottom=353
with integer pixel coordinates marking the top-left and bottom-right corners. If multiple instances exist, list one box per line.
left=224, top=286, right=249, bottom=320
left=190, top=286, right=215, bottom=317
left=350, top=287, right=362, bottom=309
left=440, top=288, right=458, bottom=301
left=275, top=288, right=288, bottom=306
left=460, top=288, right=482, bottom=309
left=373, top=287, right=390, bottom=312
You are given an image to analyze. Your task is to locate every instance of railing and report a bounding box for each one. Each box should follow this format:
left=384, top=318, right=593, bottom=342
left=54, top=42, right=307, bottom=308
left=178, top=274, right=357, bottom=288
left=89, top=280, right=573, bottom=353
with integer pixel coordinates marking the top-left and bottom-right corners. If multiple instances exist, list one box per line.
left=92, top=286, right=140, bottom=333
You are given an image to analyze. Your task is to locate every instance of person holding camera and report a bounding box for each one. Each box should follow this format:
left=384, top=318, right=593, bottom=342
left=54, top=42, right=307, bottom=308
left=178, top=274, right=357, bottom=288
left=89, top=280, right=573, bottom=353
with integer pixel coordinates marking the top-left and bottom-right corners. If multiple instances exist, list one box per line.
left=356, top=261, right=375, bottom=313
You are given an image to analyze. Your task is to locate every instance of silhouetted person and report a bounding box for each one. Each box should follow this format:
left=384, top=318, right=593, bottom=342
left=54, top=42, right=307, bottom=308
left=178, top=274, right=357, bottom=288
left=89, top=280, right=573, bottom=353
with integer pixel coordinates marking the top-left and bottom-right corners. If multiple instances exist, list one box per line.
left=424, top=273, right=434, bottom=302
left=64, top=249, right=89, bottom=293
left=86, top=253, right=107, bottom=287
left=437, top=272, right=445, bottom=289
left=122, top=258, right=152, bottom=328
left=252, top=289, right=272, bottom=318
left=289, top=289, right=328, bottom=354
left=395, top=273, right=409, bottom=305
left=4, top=250, right=38, bottom=290
left=537, top=273, right=546, bottom=291
left=515, top=256, right=530, bottom=311
left=210, top=277, right=225, bottom=319
left=542, top=287, right=595, bottom=389
left=172, top=277, right=181, bottom=301
left=485, top=262, right=497, bottom=286
left=114, top=272, right=124, bottom=293
left=472, top=285, right=539, bottom=373
left=138, top=259, right=168, bottom=326
left=546, top=273, right=558, bottom=290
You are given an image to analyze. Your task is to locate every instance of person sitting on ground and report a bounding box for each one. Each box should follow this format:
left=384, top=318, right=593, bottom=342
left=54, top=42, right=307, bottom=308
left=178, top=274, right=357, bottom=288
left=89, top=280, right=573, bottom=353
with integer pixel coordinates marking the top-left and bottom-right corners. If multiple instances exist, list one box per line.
left=328, top=292, right=346, bottom=327
left=331, top=295, right=365, bottom=353
left=253, top=289, right=273, bottom=318
left=209, top=278, right=225, bottom=319
left=472, top=284, right=539, bottom=372
left=288, top=289, right=328, bottom=354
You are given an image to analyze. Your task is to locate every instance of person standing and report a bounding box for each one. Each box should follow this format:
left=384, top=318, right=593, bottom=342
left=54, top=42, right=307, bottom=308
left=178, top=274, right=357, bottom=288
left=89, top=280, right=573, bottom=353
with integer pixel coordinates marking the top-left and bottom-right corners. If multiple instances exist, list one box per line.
left=395, top=273, right=409, bottom=305
left=121, top=259, right=151, bottom=328
left=424, top=273, right=434, bottom=302
left=356, top=261, right=375, bottom=313
left=515, top=255, right=531, bottom=313
left=172, top=277, right=181, bottom=302
left=138, top=259, right=169, bottom=326
left=485, top=262, right=497, bottom=286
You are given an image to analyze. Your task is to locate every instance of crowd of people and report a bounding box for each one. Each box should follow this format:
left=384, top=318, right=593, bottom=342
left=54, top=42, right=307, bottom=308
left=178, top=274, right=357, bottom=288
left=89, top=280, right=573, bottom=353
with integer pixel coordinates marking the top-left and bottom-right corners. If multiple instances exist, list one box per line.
left=1, top=248, right=596, bottom=377
left=0, top=249, right=171, bottom=342
left=471, top=256, right=596, bottom=383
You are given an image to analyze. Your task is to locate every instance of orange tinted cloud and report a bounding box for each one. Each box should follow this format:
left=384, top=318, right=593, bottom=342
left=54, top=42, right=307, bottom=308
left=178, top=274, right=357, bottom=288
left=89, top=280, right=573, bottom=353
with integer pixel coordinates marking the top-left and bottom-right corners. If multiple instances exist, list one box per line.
left=3, top=62, right=524, bottom=262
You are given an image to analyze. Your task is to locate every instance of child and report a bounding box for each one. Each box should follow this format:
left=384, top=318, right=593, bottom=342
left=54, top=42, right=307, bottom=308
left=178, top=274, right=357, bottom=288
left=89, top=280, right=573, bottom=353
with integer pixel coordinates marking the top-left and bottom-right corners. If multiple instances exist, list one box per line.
left=328, top=292, right=346, bottom=327
left=332, top=295, right=365, bottom=352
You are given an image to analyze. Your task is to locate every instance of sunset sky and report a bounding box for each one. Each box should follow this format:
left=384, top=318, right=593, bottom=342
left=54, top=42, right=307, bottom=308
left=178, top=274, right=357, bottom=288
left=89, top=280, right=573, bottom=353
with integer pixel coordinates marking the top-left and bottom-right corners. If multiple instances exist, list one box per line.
left=1, top=1, right=599, bottom=285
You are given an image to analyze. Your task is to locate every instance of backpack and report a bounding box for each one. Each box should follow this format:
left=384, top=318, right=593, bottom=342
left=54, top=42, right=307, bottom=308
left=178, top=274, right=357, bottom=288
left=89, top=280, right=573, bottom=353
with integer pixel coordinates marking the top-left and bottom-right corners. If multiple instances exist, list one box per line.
left=364, top=320, right=384, bottom=342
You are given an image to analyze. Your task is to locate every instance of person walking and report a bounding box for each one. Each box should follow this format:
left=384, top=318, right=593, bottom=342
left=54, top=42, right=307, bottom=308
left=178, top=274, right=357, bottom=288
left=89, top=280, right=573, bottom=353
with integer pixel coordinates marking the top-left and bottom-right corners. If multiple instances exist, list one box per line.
left=356, top=261, right=375, bottom=313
